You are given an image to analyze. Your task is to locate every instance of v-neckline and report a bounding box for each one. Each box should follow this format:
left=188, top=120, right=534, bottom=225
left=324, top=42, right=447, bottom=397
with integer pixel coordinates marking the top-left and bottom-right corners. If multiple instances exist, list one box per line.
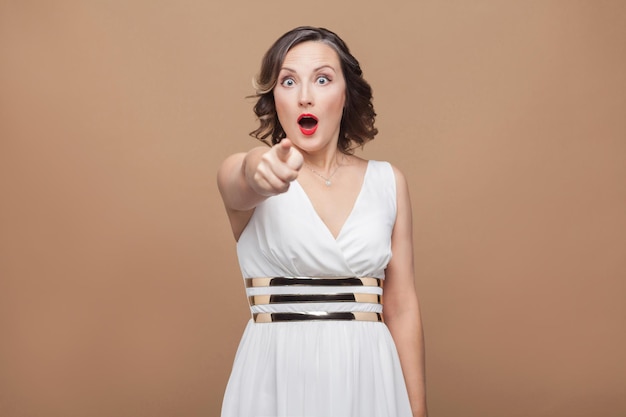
left=294, top=160, right=371, bottom=241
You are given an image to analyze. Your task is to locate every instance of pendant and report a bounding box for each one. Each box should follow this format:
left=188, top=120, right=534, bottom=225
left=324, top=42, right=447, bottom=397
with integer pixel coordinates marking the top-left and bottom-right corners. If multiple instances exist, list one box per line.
left=325, top=180, right=332, bottom=186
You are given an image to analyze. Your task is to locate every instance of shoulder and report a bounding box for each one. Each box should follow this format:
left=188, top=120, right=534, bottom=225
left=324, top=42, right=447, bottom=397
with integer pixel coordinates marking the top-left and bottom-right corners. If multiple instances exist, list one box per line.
left=362, top=159, right=408, bottom=186
left=374, top=161, right=412, bottom=207
left=389, top=164, right=408, bottom=190
left=347, top=155, right=410, bottom=190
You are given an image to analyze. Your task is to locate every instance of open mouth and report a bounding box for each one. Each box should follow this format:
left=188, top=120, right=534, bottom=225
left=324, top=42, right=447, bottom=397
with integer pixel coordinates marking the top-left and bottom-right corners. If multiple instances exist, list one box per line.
left=297, top=113, right=318, bottom=135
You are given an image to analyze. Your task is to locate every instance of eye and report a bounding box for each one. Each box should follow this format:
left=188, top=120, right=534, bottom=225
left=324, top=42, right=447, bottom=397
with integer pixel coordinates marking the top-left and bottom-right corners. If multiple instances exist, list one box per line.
left=316, top=75, right=330, bottom=85
left=281, top=77, right=295, bottom=87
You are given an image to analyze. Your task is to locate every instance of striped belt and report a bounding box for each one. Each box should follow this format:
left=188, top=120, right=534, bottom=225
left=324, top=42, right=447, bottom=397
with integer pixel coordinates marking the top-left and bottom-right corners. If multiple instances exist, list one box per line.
left=245, top=276, right=384, bottom=323
left=253, top=312, right=383, bottom=323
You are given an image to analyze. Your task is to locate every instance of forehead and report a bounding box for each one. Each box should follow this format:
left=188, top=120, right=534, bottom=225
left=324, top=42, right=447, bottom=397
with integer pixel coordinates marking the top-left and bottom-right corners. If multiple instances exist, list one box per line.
left=281, top=41, right=341, bottom=70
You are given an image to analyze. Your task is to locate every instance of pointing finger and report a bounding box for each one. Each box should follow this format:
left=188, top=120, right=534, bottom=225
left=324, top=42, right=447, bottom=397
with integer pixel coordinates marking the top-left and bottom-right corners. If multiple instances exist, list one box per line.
left=275, top=139, right=292, bottom=162
left=287, top=145, right=304, bottom=171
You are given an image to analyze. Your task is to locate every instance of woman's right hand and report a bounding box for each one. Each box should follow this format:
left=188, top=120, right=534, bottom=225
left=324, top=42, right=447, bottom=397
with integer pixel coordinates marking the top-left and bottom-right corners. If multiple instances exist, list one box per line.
left=218, top=139, right=304, bottom=238
left=246, top=139, right=304, bottom=197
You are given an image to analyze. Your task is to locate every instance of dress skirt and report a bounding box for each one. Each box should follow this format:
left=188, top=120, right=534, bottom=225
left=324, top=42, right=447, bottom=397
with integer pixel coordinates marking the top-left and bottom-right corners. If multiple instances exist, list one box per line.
left=221, top=319, right=413, bottom=417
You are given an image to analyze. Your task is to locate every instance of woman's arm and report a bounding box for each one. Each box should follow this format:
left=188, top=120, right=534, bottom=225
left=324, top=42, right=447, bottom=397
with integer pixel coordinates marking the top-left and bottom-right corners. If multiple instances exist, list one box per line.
left=384, top=166, right=428, bottom=417
left=216, top=139, right=303, bottom=240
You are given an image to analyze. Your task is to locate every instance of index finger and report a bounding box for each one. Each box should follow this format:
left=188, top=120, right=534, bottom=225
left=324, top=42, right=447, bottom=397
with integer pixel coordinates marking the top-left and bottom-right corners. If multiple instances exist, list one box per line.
left=275, top=139, right=292, bottom=162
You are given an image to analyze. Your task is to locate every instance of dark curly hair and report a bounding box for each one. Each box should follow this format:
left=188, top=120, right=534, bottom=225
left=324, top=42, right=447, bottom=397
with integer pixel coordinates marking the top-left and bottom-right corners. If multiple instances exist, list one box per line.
left=250, top=26, right=378, bottom=154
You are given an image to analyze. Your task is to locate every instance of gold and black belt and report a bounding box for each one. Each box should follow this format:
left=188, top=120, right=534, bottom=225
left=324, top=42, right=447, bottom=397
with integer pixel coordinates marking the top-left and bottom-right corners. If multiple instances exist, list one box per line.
left=245, top=276, right=384, bottom=323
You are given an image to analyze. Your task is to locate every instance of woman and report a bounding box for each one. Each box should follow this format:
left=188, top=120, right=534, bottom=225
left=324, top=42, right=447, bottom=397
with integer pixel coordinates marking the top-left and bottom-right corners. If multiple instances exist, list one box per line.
left=218, top=26, right=427, bottom=417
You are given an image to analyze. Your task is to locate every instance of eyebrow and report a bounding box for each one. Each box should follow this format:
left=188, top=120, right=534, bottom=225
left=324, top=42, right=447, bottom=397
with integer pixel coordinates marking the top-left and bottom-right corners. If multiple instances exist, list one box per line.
left=280, top=65, right=337, bottom=73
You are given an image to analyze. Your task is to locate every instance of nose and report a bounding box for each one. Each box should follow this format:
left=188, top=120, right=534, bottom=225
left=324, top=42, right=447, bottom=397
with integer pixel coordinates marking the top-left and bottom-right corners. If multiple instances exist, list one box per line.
left=298, top=84, right=313, bottom=107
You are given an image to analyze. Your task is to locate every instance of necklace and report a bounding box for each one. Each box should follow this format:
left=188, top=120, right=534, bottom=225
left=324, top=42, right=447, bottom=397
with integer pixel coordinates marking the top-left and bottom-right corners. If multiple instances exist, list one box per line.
left=305, top=161, right=341, bottom=186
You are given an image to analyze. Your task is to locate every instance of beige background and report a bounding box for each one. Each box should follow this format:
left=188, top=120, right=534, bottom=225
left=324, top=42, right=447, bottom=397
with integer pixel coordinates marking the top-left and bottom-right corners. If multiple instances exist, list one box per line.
left=1, top=1, right=625, bottom=416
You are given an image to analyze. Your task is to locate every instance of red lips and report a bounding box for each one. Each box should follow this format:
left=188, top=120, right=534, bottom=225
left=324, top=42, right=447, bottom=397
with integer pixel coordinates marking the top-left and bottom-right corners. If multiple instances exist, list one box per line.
left=297, top=113, right=318, bottom=136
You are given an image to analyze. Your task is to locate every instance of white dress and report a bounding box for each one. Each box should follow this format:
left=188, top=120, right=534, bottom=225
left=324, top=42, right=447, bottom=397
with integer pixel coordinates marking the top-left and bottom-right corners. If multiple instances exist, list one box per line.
left=221, top=160, right=413, bottom=417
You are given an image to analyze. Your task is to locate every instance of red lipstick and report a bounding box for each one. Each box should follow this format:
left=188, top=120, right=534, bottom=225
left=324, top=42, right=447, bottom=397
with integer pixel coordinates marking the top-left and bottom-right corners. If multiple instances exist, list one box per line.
left=297, top=113, right=318, bottom=136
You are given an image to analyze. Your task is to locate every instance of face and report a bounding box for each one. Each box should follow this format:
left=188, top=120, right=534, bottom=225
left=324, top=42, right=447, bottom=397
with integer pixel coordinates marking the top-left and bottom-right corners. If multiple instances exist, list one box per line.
left=273, top=41, right=346, bottom=154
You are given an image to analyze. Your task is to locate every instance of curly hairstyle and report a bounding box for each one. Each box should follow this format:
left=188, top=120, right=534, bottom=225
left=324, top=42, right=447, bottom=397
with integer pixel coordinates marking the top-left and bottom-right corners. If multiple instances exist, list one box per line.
left=250, top=26, right=378, bottom=154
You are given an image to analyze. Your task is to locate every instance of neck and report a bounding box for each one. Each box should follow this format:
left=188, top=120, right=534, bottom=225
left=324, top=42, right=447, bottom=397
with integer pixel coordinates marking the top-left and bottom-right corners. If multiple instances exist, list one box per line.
left=302, top=149, right=344, bottom=174
left=302, top=151, right=349, bottom=187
